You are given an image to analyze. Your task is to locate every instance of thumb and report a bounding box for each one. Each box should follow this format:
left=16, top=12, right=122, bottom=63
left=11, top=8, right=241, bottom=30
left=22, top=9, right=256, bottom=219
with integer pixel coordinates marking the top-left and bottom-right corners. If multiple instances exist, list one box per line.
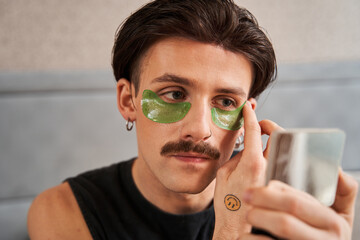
left=331, top=168, right=359, bottom=227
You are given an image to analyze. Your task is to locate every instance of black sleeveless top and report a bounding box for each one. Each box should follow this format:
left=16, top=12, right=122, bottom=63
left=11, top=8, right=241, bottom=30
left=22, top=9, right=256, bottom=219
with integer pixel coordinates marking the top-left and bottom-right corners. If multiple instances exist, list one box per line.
left=66, top=159, right=215, bottom=240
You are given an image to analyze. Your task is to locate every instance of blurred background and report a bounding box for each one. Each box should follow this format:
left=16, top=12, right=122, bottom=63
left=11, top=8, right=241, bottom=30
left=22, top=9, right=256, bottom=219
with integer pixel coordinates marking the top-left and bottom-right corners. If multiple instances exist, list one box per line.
left=0, top=0, right=359, bottom=239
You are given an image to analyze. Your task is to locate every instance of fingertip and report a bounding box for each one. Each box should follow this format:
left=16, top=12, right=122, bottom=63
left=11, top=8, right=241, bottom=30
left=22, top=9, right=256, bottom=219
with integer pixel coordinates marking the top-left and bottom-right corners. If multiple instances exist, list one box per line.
left=243, top=100, right=257, bottom=122
left=242, top=99, right=263, bottom=154
left=246, top=101, right=252, bottom=107
left=337, top=169, right=359, bottom=197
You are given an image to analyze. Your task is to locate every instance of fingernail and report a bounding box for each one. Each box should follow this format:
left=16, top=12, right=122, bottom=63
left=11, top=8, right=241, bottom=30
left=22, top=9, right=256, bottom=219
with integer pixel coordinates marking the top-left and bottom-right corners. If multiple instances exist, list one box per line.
left=243, top=189, right=253, bottom=202
left=247, top=101, right=252, bottom=108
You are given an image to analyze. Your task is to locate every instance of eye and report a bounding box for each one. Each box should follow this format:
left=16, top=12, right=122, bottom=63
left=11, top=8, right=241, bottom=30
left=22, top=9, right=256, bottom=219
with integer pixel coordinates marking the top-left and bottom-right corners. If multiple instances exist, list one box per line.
left=221, top=99, right=234, bottom=107
left=162, top=90, right=186, bottom=102
left=214, top=97, right=237, bottom=110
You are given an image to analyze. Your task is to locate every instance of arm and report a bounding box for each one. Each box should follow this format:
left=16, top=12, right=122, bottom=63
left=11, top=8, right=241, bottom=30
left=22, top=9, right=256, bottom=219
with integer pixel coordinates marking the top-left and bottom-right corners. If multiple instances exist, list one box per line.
left=212, top=101, right=282, bottom=239
left=27, top=182, right=93, bottom=240
left=212, top=101, right=358, bottom=240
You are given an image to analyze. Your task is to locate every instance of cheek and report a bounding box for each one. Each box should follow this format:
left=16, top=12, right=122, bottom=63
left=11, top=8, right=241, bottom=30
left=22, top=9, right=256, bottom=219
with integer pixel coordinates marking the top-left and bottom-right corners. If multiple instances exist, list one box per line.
left=216, top=130, right=239, bottom=159
left=136, top=113, right=177, bottom=148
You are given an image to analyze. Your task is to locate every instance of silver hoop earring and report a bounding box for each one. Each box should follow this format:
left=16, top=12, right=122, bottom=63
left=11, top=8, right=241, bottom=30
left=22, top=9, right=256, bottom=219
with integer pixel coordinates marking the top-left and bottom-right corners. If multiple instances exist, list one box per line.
left=235, top=133, right=244, bottom=149
left=126, top=118, right=134, bottom=131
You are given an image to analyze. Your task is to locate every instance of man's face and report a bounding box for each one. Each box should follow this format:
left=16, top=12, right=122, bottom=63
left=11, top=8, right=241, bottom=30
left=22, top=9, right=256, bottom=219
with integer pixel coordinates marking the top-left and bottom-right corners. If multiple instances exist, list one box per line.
left=131, top=37, right=253, bottom=194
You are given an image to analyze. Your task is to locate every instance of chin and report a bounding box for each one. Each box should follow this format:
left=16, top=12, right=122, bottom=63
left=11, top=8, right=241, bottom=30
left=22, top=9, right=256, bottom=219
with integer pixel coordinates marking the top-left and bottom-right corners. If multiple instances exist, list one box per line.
left=162, top=174, right=216, bottom=195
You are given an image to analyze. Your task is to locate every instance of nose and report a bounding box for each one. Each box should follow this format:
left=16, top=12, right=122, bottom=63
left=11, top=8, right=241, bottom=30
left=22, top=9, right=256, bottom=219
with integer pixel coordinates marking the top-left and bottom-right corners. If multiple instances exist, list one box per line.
left=179, top=99, right=212, bottom=142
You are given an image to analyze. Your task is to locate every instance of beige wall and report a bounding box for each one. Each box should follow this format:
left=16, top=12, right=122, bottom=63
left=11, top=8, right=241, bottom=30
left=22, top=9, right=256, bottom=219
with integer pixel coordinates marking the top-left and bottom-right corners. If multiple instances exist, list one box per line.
left=1, top=0, right=359, bottom=70
left=1, top=1, right=359, bottom=239
left=0, top=0, right=144, bottom=70
left=241, top=0, right=360, bottom=63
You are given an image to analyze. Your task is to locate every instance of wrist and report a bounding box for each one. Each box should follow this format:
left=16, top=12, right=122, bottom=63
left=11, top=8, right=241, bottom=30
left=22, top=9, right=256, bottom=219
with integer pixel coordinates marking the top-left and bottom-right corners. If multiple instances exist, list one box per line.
left=212, top=219, right=251, bottom=240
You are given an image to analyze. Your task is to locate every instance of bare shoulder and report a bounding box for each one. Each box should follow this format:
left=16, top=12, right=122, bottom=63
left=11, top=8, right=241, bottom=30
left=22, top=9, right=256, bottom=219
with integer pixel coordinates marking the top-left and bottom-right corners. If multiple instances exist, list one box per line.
left=27, top=182, right=92, bottom=239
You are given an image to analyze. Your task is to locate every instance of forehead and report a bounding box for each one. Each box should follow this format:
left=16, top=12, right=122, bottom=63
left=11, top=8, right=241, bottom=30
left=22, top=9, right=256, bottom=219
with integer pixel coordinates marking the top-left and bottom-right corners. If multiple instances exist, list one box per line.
left=138, top=37, right=253, bottom=95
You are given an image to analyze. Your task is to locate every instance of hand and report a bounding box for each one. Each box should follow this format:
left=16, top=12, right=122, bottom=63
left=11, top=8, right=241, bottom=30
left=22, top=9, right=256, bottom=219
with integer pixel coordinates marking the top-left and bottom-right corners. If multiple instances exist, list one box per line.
left=242, top=169, right=358, bottom=240
left=212, top=101, right=283, bottom=239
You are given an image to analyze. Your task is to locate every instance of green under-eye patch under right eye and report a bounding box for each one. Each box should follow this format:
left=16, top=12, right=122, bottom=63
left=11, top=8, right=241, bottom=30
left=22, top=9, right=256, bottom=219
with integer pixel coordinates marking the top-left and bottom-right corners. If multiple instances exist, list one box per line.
left=141, top=89, right=191, bottom=123
left=211, top=101, right=246, bottom=131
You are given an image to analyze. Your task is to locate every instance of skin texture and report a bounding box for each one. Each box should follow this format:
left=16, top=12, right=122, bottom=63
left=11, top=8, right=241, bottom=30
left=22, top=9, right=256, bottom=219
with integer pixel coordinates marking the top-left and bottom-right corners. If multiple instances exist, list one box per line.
left=27, top=182, right=92, bottom=239
left=117, top=37, right=255, bottom=215
left=27, top=37, right=358, bottom=239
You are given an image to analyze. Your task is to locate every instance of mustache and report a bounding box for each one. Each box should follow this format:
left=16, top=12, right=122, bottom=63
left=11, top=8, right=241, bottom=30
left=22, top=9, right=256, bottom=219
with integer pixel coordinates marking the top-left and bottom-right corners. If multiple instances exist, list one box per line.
left=160, top=140, right=220, bottom=160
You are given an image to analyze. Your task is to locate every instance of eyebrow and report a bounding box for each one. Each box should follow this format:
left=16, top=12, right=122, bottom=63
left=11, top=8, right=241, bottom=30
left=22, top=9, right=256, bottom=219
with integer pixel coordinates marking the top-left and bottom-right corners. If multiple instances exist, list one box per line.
left=151, top=73, right=247, bottom=99
left=215, top=88, right=247, bottom=99
left=151, top=74, right=194, bottom=87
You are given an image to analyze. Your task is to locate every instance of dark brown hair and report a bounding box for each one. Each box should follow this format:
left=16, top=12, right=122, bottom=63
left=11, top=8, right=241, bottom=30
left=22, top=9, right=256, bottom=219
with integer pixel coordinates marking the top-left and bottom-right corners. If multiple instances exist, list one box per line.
left=112, top=0, right=277, bottom=99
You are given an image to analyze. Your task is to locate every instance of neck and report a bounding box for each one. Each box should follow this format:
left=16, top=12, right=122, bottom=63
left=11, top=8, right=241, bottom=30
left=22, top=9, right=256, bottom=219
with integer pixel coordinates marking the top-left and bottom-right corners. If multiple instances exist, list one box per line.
left=132, top=157, right=215, bottom=215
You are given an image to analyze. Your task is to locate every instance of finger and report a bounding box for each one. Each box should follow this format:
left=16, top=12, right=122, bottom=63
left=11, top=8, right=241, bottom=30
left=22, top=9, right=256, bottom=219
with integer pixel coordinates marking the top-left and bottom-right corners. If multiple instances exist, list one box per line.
left=267, top=180, right=315, bottom=202
left=238, top=102, right=266, bottom=179
left=259, top=119, right=284, bottom=136
left=244, top=181, right=338, bottom=229
left=258, top=120, right=284, bottom=158
left=247, top=207, right=329, bottom=240
left=331, top=169, right=358, bottom=226
left=243, top=102, right=262, bottom=157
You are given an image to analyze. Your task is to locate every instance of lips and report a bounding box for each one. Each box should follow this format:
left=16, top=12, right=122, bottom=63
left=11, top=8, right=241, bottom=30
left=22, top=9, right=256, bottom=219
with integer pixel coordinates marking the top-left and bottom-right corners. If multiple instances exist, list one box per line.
left=170, top=152, right=210, bottom=163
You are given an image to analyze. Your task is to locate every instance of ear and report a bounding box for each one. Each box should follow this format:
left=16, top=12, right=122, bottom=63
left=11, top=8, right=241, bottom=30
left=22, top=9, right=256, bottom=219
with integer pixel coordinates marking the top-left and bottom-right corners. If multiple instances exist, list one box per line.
left=116, top=78, right=137, bottom=121
left=248, top=98, right=257, bottom=110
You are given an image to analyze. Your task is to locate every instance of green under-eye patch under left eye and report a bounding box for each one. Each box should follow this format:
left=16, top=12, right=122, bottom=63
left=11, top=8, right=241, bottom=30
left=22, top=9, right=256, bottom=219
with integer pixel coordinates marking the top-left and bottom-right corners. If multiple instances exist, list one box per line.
left=211, top=101, right=246, bottom=131
left=141, top=89, right=191, bottom=123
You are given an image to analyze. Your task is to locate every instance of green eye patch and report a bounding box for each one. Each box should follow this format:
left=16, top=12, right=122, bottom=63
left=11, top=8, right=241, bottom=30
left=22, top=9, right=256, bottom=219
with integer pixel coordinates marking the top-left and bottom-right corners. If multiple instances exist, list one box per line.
left=141, top=89, right=191, bottom=123
left=141, top=89, right=245, bottom=130
left=211, top=101, right=246, bottom=130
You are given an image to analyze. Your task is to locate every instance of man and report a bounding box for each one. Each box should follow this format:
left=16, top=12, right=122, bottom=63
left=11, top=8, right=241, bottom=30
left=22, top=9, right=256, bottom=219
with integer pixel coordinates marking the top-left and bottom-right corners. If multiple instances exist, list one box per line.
left=27, top=0, right=358, bottom=239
